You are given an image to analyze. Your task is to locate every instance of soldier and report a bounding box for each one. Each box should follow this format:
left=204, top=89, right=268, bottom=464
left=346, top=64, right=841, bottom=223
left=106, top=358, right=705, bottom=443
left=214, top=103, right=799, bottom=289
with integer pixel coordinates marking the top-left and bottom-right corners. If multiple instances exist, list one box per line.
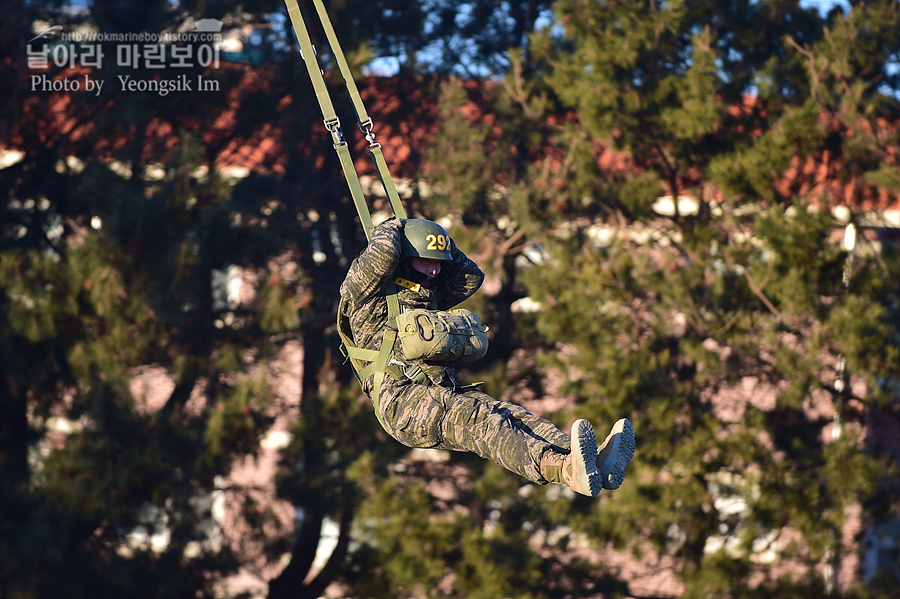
left=338, top=217, right=635, bottom=497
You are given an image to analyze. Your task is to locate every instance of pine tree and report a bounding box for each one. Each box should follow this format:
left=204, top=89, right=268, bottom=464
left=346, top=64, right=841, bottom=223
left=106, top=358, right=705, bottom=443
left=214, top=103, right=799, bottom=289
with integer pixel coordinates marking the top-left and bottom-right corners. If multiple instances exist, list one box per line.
left=0, top=0, right=409, bottom=596
left=352, top=0, right=900, bottom=597
left=509, top=0, right=900, bottom=595
left=2, top=1, right=566, bottom=597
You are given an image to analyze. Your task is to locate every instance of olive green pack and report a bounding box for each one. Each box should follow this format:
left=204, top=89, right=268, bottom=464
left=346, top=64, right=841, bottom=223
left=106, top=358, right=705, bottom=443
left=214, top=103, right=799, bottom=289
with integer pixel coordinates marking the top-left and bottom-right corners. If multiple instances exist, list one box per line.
left=395, top=309, right=489, bottom=362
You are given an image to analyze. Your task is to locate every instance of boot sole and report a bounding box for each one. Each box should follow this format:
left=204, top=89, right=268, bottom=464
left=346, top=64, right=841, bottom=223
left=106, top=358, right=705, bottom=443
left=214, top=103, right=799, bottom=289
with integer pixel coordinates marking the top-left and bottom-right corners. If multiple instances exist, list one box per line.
left=571, top=419, right=602, bottom=497
left=597, top=418, right=635, bottom=490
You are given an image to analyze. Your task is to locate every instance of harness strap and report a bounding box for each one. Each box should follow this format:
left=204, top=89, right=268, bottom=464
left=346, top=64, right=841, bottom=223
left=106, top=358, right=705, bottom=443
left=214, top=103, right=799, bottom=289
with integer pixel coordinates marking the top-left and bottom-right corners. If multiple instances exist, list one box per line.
left=367, top=144, right=404, bottom=218
left=284, top=0, right=375, bottom=240
left=337, top=281, right=429, bottom=429
left=310, top=0, right=369, bottom=131
left=338, top=295, right=410, bottom=380
left=357, top=329, right=397, bottom=381
left=285, top=0, right=336, bottom=123
left=334, top=143, right=374, bottom=236
left=371, top=372, right=389, bottom=430
left=356, top=278, right=400, bottom=382
left=284, top=0, right=426, bottom=432
left=293, top=0, right=407, bottom=221
left=342, top=345, right=378, bottom=362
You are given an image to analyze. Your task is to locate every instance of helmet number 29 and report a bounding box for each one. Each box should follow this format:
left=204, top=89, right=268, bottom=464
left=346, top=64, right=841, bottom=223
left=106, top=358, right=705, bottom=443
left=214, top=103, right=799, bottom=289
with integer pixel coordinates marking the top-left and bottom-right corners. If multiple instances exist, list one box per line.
left=425, top=234, right=448, bottom=251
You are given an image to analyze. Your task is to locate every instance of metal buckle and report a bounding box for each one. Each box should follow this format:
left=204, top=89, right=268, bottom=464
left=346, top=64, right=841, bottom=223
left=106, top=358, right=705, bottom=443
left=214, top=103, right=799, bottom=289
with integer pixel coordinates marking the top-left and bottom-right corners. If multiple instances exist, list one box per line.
left=324, top=118, right=344, bottom=147
left=359, top=118, right=378, bottom=145
left=403, top=364, right=423, bottom=382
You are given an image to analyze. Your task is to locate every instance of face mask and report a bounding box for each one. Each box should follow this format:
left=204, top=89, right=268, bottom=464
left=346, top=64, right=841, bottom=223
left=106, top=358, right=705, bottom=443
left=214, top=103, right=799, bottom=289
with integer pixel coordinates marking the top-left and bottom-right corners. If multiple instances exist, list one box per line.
left=398, top=261, right=439, bottom=290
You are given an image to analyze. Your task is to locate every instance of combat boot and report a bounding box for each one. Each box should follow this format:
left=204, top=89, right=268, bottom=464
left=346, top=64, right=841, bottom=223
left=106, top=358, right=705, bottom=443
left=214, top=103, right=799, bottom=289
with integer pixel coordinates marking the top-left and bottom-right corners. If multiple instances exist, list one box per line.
left=539, top=419, right=602, bottom=497
left=596, top=418, right=635, bottom=490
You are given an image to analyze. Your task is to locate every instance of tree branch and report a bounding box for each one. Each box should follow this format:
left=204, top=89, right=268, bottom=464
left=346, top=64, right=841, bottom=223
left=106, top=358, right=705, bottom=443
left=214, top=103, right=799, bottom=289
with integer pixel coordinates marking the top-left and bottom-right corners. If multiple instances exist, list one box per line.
left=266, top=506, right=325, bottom=599
left=743, top=269, right=781, bottom=320
left=302, top=501, right=354, bottom=599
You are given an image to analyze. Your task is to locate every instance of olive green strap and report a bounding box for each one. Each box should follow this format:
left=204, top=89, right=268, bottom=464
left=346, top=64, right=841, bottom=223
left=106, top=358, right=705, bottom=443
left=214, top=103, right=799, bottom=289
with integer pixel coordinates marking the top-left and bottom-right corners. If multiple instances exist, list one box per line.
left=338, top=281, right=419, bottom=433
left=371, top=372, right=389, bottom=431
left=285, top=0, right=335, bottom=122
left=356, top=280, right=400, bottom=381
left=337, top=283, right=405, bottom=382
left=357, top=328, right=396, bottom=380
left=311, top=0, right=369, bottom=127
left=309, top=0, right=406, bottom=220
left=284, top=0, right=374, bottom=240
left=334, top=143, right=374, bottom=237
left=385, top=279, right=401, bottom=321
left=343, top=345, right=379, bottom=362
left=367, top=144, right=406, bottom=219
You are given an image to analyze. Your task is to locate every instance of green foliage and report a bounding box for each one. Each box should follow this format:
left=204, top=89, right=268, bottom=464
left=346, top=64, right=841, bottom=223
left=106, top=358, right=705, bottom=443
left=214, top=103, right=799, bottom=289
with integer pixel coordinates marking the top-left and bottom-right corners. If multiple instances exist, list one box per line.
left=204, top=376, right=272, bottom=460
left=657, top=27, right=720, bottom=142
left=520, top=193, right=897, bottom=590
left=4, top=0, right=900, bottom=598
left=487, top=0, right=900, bottom=595
left=422, top=79, right=495, bottom=219
left=709, top=100, right=825, bottom=202
left=0, top=250, right=76, bottom=343
left=356, top=479, right=462, bottom=592
left=454, top=529, right=543, bottom=599
left=257, top=275, right=300, bottom=333
left=354, top=474, right=547, bottom=599
left=864, top=164, right=900, bottom=195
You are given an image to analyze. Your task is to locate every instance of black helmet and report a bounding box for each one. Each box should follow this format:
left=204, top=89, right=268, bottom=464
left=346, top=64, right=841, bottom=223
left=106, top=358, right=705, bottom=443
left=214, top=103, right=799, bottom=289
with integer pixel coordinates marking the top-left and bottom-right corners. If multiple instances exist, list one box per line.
left=400, top=219, right=453, bottom=261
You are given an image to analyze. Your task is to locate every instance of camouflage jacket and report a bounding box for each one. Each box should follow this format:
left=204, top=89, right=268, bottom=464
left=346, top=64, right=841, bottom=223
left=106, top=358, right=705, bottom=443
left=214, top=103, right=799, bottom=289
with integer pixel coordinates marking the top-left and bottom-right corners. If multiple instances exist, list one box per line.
left=339, top=217, right=485, bottom=394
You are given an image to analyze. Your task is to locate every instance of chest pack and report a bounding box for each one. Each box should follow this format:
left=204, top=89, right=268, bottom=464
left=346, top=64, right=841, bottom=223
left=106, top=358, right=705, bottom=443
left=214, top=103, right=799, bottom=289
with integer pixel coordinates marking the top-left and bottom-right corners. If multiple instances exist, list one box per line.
left=395, top=309, right=489, bottom=363
left=337, top=280, right=489, bottom=388
left=338, top=280, right=486, bottom=432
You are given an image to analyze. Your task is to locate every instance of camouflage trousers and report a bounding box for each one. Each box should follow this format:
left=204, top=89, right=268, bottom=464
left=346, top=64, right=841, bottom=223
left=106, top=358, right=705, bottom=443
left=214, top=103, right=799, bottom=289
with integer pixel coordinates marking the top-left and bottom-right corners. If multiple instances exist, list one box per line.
left=376, top=378, right=571, bottom=484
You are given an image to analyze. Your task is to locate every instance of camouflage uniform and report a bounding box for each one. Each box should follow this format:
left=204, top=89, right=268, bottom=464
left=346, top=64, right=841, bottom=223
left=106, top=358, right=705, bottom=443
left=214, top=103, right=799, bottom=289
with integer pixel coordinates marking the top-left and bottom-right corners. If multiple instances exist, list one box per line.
left=340, top=217, right=570, bottom=483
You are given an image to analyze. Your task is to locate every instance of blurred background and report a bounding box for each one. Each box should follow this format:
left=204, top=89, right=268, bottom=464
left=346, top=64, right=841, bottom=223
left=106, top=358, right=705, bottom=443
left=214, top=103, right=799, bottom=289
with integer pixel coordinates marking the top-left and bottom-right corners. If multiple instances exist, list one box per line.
left=2, top=0, right=900, bottom=597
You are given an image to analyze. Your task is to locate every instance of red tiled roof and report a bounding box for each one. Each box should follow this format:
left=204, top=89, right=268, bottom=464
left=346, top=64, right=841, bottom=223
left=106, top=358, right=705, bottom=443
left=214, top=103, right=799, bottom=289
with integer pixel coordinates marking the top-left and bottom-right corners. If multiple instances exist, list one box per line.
left=7, top=63, right=900, bottom=210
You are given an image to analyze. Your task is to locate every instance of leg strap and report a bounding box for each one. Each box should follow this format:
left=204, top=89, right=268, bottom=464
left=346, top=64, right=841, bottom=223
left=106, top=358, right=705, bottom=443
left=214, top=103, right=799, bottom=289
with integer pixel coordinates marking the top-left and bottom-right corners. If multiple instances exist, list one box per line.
left=371, top=371, right=389, bottom=432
